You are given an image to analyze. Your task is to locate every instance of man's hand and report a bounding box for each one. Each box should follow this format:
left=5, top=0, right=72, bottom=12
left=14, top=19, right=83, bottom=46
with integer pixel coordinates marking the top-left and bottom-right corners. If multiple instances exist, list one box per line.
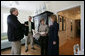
left=53, top=41, right=56, bottom=45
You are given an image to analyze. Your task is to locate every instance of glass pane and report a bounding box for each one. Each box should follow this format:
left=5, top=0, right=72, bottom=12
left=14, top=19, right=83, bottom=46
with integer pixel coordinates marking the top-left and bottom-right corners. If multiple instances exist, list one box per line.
left=1, top=13, right=9, bottom=40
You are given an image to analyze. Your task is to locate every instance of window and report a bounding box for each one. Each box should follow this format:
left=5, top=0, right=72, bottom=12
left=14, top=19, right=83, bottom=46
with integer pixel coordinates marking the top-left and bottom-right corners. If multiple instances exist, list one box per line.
left=1, top=13, right=9, bottom=40
left=1, top=13, right=25, bottom=49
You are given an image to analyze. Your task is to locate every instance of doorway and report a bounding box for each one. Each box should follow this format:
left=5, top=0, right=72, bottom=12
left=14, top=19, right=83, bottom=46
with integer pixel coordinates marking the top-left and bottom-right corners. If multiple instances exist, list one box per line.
left=75, top=20, right=81, bottom=37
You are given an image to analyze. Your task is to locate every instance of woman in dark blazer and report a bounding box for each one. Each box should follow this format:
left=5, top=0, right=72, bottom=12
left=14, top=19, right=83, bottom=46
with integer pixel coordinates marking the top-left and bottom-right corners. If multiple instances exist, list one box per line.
left=48, top=14, right=59, bottom=55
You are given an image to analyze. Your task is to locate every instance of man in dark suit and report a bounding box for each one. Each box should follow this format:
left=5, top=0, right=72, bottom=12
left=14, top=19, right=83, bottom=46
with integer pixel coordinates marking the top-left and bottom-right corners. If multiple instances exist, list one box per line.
left=24, top=16, right=35, bottom=52
left=7, top=8, right=24, bottom=55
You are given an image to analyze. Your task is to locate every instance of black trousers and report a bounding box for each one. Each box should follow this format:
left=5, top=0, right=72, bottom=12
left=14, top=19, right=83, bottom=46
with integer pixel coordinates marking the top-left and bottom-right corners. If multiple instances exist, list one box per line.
left=39, top=36, right=48, bottom=55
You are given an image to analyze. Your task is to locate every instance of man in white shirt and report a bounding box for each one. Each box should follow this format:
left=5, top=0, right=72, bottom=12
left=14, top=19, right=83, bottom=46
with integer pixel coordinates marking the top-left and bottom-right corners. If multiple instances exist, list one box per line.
left=24, top=16, right=35, bottom=52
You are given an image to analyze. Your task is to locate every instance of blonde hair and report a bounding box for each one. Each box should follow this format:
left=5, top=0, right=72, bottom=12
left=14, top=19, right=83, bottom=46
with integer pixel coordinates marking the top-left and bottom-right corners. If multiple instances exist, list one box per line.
left=50, top=14, right=57, bottom=22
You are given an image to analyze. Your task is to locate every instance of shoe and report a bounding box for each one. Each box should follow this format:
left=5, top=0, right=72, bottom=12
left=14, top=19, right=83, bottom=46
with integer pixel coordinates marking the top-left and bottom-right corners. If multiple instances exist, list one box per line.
left=25, top=49, right=28, bottom=52
left=31, top=47, right=36, bottom=50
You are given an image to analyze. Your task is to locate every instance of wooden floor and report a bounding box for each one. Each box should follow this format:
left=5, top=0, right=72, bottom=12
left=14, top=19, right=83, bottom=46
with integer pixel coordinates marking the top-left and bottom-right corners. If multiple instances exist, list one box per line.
left=1, top=37, right=80, bottom=55
left=1, top=44, right=41, bottom=55
left=59, top=37, right=80, bottom=55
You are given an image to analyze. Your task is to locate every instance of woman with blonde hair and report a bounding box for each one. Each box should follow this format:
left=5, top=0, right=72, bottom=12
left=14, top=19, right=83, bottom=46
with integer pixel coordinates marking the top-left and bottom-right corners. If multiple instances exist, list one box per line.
left=48, top=14, right=59, bottom=55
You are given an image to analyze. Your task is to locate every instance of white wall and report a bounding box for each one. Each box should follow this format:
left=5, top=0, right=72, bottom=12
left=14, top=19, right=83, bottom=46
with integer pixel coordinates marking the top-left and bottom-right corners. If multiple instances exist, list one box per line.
left=81, top=2, right=84, bottom=51
left=17, top=10, right=33, bottom=23
left=1, top=13, right=3, bottom=33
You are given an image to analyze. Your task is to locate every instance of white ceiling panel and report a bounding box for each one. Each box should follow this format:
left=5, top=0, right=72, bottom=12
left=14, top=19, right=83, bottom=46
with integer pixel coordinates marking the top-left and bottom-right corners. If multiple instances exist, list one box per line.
left=1, top=1, right=47, bottom=11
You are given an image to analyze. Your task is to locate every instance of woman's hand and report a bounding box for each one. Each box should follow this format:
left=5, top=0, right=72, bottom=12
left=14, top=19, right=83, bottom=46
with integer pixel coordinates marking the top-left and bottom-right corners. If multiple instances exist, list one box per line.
left=25, top=24, right=28, bottom=26
left=42, top=33, right=46, bottom=36
left=53, top=41, right=56, bottom=45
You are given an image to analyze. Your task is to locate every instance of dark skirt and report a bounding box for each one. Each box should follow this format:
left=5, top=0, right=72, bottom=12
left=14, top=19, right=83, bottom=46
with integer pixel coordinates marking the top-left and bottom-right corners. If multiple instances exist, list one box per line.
left=47, top=37, right=59, bottom=55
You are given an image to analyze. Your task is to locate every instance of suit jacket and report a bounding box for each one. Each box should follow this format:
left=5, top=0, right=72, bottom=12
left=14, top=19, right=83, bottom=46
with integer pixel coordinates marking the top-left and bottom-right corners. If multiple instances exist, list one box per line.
left=24, top=21, right=34, bottom=36
left=7, top=14, right=24, bottom=42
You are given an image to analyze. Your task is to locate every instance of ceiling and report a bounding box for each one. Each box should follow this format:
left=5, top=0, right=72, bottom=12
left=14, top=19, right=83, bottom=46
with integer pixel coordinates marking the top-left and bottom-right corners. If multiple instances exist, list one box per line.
left=1, top=1, right=84, bottom=14
left=1, top=1, right=49, bottom=11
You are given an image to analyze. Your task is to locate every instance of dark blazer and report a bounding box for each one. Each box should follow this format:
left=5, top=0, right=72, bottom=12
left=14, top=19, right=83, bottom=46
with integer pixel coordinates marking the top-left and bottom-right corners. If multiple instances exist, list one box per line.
left=7, top=14, right=24, bottom=42
left=24, top=21, right=34, bottom=36
left=48, top=21, right=59, bottom=55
